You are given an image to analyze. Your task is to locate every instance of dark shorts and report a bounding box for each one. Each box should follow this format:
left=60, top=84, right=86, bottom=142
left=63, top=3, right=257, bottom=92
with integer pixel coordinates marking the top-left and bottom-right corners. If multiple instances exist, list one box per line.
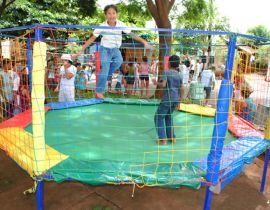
left=115, top=82, right=121, bottom=90
left=139, top=75, right=149, bottom=81
left=126, top=76, right=135, bottom=85
left=204, top=87, right=212, bottom=99
left=190, top=70, right=195, bottom=75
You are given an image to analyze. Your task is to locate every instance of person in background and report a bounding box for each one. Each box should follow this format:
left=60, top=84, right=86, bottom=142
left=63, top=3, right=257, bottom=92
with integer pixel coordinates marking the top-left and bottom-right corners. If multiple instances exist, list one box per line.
left=139, top=56, right=150, bottom=98
left=76, top=69, right=87, bottom=98
left=54, top=54, right=77, bottom=102
left=0, top=59, right=14, bottom=118
left=124, top=58, right=136, bottom=96
left=179, top=60, right=190, bottom=100
left=12, top=65, right=20, bottom=115
left=200, top=65, right=216, bottom=106
left=235, top=88, right=256, bottom=123
left=114, top=70, right=123, bottom=94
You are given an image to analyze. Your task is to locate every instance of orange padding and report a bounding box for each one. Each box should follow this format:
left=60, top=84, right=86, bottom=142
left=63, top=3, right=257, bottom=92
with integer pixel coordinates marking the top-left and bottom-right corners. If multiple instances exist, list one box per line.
left=0, top=107, right=51, bottom=129
left=228, top=114, right=264, bottom=138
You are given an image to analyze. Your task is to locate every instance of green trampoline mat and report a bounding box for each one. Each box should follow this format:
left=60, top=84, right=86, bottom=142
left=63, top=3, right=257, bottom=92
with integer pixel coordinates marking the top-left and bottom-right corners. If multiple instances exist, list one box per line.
left=25, top=103, right=236, bottom=188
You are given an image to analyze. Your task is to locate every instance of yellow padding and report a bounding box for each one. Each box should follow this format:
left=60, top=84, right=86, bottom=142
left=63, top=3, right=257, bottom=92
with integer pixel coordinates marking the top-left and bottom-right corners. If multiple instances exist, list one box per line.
left=265, top=116, right=270, bottom=140
left=0, top=127, right=68, bottom=177
left=32, top=41, right=46, bottom=174
left=179, top=103, right=216, bottom=117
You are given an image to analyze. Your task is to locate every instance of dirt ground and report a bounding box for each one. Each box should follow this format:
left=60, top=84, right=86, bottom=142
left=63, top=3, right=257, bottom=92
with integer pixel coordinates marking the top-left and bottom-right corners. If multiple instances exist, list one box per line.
left=1, top=150, right=270, bottom=210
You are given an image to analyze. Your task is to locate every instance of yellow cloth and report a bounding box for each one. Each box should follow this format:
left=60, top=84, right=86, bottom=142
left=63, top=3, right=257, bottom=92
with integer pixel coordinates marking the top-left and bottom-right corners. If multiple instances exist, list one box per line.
left=0, top=127, right=68, bottom=176
left=178, top=103, right=216, bottom=117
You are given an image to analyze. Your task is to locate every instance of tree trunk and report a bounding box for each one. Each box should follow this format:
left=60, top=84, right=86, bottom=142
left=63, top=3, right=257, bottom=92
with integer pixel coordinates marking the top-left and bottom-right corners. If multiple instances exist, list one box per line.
left=146, top=0, right=175, bottom=98
left=0, top=0, right=16, bottom=19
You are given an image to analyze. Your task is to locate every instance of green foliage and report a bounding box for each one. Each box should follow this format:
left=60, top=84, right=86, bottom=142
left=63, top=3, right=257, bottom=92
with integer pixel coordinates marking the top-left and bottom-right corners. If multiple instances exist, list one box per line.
left=0, top=0, right=97, bottom=28
left=178, top=0, right=208, bottom=28
left=117, top=0, right=152, bottom=27
left=247, top=25, right=270, bottom=39
left=174, top=0, right=230, bottom=54
left=254, top=45, right=270, bottom=68
left=240, top=25, right=270, bottom=45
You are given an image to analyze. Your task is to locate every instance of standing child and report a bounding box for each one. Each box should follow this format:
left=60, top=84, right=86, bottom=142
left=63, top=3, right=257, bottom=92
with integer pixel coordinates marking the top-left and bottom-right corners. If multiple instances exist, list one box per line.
left=115, top=70, right=123, bottom=94
left=54, top=54, right=77, bottom=102
left=74, top=4, right=151, bottom=99
left=153, top=55, right=183, bottom=145
left=235, top=88, right=256, bottom=123
left=77, top=70, right=87, bottom=98
left=125, top=58, right=136, bottom=96
left=139, top=56, right=150, bottom=98
left=133, top=58, right=140, bottom=95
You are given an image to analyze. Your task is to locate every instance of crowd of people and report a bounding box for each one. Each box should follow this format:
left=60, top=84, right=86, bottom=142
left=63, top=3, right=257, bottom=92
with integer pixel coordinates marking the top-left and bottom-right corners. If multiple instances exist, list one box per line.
left=0, top=3, right=259, bottom=144
left=0, top=58, right=30, bottom=120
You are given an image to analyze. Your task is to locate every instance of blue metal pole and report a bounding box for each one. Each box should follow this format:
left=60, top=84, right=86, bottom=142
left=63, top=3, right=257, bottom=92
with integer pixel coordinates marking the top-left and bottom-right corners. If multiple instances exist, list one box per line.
left=203, top=35, right=237, bottom=210
left=204, top=187, right=213, bottom=210
left=224, top=36, right=237, bottom=80
left=35, top=27, right=43, bottom=42
left=260, top=148, right=270, bottom=192
left=27, top=38, right=33, bottom=93
left=36, top=180, right=44, bottom=210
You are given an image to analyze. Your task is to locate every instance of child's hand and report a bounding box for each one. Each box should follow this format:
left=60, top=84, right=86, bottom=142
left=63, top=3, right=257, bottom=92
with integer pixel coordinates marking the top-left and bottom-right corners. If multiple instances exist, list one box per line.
left=144, top=42, right=153, bottom=50
left=54, top=86, right=59, bottom=92
left=152, top=78, right=157, bottom=85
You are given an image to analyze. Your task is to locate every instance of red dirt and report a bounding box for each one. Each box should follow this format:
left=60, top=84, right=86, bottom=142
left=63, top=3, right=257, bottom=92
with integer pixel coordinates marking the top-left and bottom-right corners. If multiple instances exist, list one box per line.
left=1, top=150, right=270, bottom=210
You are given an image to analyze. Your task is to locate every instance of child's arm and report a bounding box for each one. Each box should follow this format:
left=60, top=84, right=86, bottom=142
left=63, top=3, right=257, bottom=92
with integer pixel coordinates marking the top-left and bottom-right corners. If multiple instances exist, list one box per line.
left=152, top=78, right=166, bottom=88
left=65, top=71, right=74, bottom=80
left=235, top=100, right=247, bottom=113
left=128, top=33, right=152, bottom=49
left=74, top=35, right=97, bottom=58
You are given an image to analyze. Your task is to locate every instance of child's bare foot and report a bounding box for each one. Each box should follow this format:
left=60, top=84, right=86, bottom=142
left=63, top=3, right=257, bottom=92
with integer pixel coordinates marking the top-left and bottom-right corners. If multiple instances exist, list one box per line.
left=156, top=139, right=167, bottom=145
left=95, top=93, right=104, bottom=99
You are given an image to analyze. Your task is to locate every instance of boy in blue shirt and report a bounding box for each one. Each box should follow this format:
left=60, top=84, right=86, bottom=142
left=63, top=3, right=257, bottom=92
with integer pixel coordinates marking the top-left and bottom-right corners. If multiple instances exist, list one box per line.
left=153, top=55, right=183, bottom=145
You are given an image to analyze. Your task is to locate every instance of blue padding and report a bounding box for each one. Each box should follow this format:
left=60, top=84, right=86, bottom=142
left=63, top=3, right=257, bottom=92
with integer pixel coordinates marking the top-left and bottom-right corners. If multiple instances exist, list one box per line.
left=195, top=136, right=270, bottom=187
left=103, top=98, right=160, bottom=105
left=46, top=99, right=104, bottom=110
left=206, top=80, right=233, bottom=184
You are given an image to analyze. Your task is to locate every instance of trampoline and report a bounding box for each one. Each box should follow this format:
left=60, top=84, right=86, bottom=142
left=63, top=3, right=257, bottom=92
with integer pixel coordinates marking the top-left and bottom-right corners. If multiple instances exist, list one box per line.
left=0, top=98, right=263, bottom=189
left=1, top=23, right=270, bottom=210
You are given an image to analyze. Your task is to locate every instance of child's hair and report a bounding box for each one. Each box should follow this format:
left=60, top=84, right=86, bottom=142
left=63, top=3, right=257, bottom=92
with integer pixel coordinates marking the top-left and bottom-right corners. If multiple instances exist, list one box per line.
left=241, top=89, right=252, bottom=99
left=209, top=65, right=216, bottom=71
left=142, top=56, right=148, bottom=63
left=128, top=58, right=134, bottom=67
left=2, top=58, right=11, bottom=66
left=75, top=62, right=81, bottom=67
left=104, top=4, right=118, bottom=14
left=169, top=55, right=180, bottom=69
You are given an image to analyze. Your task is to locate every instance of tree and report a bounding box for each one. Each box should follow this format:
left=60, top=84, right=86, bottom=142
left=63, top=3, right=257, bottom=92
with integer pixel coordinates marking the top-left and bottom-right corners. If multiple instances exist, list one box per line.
left=247, top=25, right=270, bottom=45
left=0, top=0, right=97, bottom=29
left=175, top=0, right=230, bottom=65
left=0, top=0, right=16, bottom=18
left=117, top=0, right=152, bottom=28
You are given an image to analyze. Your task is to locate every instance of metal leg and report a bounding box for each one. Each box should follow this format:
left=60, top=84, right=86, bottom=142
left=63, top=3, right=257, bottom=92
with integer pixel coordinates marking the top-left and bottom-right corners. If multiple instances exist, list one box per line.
left=260, top=148, right=270, bottom=192
left=203, top=187, right=213, bottom=210
left=36, top=180, right=44, bottom=210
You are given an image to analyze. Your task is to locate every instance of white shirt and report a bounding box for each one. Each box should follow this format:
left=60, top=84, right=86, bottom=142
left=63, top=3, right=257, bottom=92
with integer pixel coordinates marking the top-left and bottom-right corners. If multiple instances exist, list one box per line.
left=190, top=59, right=195, bottom=70
left=60, top=65, right=77, bottom=89
left=196, top=63, right=203, bottom=75
left=117, top=73, right=122, bottom=83
left=93, top=20, right=131, bottom=48
left=13, top=72, right=20, bottom=91
left=180, top=65, right=189, bottom=84
left=201, top=70, right=215, bottom=87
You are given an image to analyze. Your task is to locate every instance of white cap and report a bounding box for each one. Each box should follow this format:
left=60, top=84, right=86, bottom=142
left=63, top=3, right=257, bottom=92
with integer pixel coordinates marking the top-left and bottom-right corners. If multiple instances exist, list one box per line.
left=61, top=54, right=72, bottom=62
